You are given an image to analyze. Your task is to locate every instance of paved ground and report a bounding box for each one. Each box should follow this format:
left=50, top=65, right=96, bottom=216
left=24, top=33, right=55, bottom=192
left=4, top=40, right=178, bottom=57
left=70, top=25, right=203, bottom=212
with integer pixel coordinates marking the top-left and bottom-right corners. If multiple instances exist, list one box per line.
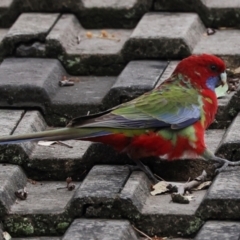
left=0, top=1, right=240, bottom=239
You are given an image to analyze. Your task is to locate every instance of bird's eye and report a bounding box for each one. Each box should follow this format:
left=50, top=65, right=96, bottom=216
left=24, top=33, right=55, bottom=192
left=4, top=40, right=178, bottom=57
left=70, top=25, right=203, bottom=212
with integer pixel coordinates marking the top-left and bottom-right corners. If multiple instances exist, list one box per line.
left=210, top=65, right=217, bottom=71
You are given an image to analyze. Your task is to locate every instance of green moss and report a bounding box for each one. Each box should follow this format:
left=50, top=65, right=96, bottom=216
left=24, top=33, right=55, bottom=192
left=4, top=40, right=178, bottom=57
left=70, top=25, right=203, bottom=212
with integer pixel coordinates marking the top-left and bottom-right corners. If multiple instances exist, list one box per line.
left=6, top=218, right=34, bottom=236
left=185, top=218, right=203, bottom=235
left=57, top=222, right=70, bottom=231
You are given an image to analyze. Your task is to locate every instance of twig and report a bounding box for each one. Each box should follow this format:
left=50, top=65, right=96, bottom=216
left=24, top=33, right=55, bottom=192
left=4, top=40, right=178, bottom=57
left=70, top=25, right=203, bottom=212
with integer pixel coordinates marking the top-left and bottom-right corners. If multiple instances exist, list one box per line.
left=56, top=141, right=73, bottom=148
left=154, top=173, right=165, bottom=181
left=132, top=225, right=152, bottom=240
left=178, top=170, right=207, bottom=194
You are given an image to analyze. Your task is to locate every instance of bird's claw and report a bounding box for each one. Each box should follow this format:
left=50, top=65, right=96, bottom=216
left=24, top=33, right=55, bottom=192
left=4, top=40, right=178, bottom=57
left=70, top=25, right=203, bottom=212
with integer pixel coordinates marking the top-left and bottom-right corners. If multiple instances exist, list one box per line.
left=214, top=159, right=240, bottom=174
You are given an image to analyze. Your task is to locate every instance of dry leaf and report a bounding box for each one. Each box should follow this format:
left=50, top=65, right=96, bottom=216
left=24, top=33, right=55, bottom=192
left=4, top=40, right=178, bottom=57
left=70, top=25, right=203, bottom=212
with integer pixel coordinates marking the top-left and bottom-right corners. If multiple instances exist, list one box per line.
left=171, top=193, right=194, bottom=204
left=206, top=28, right=216, bottom=35
left=38, top=141, right=56, bottom=146
left=86, top=31, right=93, bottom=38
left=215, top=83, right=228, bottom=98
left=3, top=231, right=11, bottom=240
left=101, top=30, right=108, bottom=38
left=151, top=181, right=171, bottom=195
left=193, top=181, right=211, bottom=190
left=234, top=66, right=240, bottom=74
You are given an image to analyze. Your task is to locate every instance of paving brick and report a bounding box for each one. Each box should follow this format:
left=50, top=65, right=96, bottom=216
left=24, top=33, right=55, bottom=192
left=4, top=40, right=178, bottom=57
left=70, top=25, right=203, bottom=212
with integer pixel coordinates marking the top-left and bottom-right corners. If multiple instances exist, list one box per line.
left=4, top=180, right=80, bottom=237
left=0, top=165, right=27, bottom=217
left=80, top=0, right=152, bottom=28
left=0, top=0, right=17, bottom=28
left=198, top=167, right=240, bottom=219
left=216, top=113, right=240, bottom=160
left=50, top=76, right=116, bottom=126
left=0, top=57, right=66, bottom=111
left=46, top=14, right=132, bottom=75
left=104, top=60, right=168, bottom=107
left=62, top=219, right=139, bottom=240
left=193, top=30, right=240, bottom=61
left=4, top=13, right=59, bottom=55
left=13, top=238, right=61, bottom=240
left=120, top=172, right=204, bottom=236
left=202, top=0, right=240, bottom=28
left=123, top=13, right=205, bottom=59
left=195, top=221, right=240, bottom=240
left=73, top=165, right=130, bottom=217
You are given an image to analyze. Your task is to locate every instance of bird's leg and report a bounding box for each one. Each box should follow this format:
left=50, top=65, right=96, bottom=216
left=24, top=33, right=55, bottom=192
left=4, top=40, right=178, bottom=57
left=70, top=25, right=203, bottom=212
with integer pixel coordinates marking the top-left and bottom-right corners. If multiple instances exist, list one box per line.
left=130, top=158, right=159, bottom=184
left=203, top=149, right=240, bottom=173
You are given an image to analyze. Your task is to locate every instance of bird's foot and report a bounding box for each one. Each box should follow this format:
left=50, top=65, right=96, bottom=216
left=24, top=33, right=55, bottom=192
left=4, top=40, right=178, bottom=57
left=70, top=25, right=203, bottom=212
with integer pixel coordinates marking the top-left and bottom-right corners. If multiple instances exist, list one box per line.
left=212, top=156, right=240, bottom=174
left=126, top=161, right=159, bottom=184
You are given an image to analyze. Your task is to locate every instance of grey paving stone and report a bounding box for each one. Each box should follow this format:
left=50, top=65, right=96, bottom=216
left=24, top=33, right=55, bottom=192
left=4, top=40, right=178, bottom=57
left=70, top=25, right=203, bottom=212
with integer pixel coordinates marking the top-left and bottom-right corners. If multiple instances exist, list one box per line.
left=0, top=0, right=17, bottom=28
left=0, top=29, right=8, bottom=58
left=0, top=57, right=66, bottom=110
left=73, top=165, right=130, bottom=217
left=0, top=226, right=3, bottom=240
left=123, top=12, right=205, bottom=59
left=62, top=219, right=138, bottom=240
left=104, top=60, right=168, bottom=108
left=4, top=13, right=59, bottom=55
left=193, top=30, right=240, bottom=59
left=46, top=14, right=132, bottom=75
left=12, top=238, right=61, bottom=240
left=0, top=109, right=24, bottom=135
left=0, top=164, right=27, bottom=217
left=50, top=76, right=116, bottom=126
left=120, top=171, right=204, bottom=236
left=203, top=0, right=240, bottom=28
left=195, top=221, right=240, bottom=240
left=80, top=0, right=152, bottom=28
left=154, top=0, right=196, bottom=11
left=198, top=167, right=240, bottom=219
left=216, top=113, right=240, bottom=160
left=4, top=180, right=80, bottom=237
left=0, top=111, right=46, bottom=166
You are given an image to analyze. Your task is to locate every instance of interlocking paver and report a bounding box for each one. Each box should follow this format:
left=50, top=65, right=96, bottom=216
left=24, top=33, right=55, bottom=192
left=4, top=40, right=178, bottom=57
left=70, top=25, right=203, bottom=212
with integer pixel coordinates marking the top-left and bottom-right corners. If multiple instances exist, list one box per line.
left=73, top=165, right=130, bottom=217
left=80, top=0, right=152, bottom=28
left=124, top=12, right=205, bottom=59
left=104, top=60, right=168, bottom=107
left=62, top=219, right=139, bottom=240
left=195, top=221, right=240, bottom=240
left=3, top=13, right=59, bottom=55
left=0, top=58, right=65, bottom=108
left=46, top=14, right=132, bottom=75
left=4, top=180, right=80, bottom=237
left=216, top=113, right=240, bottom=159
left=193, top=30, right=240, bottom=61
left=50, top=76, right=116, bottom=125
left=0, top=165, right=26, bottom=217
left=198, top=167, right=240, bottom=219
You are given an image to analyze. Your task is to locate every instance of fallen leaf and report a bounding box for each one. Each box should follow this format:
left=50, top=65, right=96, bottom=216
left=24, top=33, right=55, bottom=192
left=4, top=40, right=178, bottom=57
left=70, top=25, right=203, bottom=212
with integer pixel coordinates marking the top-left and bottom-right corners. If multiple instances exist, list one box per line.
left=215, top=83, right=228, bottom=98
left=151, top=181, right=179, bottom=195
left=151, top=181, right=171, bottom=195
left=15, top=187, right=28, bottom=200
left=101, top=30, right=108, bottom=38
left=206, top=28, right=216, bottom=35
left=171, top=193, right=194, bottom=204
left=86, top=31, right=93, bottom=38
left=3, top=231, right=11, bottom=240
left=38, top=141, right=56, bottom=146
left=234, top=66, right=240, bottom=74
left=193, top=181, right=211, bottom=190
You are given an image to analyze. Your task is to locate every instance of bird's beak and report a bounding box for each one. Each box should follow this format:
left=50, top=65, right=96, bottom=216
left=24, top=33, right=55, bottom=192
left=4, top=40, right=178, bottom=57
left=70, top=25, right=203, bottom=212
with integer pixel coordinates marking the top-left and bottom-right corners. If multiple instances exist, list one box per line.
left=220, top=72, right=227, bottom=86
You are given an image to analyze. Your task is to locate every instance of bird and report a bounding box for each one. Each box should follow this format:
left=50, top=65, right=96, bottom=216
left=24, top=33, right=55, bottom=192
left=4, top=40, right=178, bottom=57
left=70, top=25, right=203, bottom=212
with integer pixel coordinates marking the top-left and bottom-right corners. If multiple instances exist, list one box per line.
left=0, top=54, right=239, bottom=183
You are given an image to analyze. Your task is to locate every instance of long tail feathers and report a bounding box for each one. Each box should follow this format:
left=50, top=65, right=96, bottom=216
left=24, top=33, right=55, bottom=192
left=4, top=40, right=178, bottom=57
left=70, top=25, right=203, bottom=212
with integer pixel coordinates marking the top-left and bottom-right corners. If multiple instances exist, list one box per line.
left=0, top=127, right=109, bottom=145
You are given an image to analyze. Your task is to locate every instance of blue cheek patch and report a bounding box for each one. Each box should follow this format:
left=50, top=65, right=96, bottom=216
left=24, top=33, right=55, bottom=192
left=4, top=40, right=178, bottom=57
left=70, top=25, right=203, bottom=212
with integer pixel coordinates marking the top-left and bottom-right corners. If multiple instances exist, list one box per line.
left=206, top=76, right=219, bottom=91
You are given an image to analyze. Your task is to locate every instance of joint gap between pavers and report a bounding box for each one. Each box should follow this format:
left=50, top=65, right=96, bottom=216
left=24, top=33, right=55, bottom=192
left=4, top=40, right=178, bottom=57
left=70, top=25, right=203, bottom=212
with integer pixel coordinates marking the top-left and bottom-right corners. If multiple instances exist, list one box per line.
left=10, top=110, right=26, bottom=135
left=154, top=60, right=170, bottom=88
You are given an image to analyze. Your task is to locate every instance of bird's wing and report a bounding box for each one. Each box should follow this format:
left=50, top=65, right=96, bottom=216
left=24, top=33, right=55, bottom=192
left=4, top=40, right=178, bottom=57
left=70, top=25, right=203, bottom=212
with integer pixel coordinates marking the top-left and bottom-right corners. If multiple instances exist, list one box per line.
left=70, top=77, right=201, bottom=130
